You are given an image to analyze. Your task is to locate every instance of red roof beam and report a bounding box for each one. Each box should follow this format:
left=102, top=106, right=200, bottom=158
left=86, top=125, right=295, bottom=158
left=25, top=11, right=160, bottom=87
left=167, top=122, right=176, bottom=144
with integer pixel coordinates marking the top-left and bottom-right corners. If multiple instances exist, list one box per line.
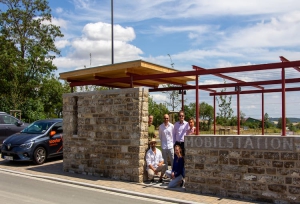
left=123, top=60, right=300, bottom=81
left=280, top=56, right=300, bottom=72
left=150, top=78, right=300, bottom=91
left=136, top=61, right=300, bottom=80
left=193, top=66, right=264, bottom=90
left=209, top=87, right=300, bottom=96
left=69, top=60, right=300, bottom=87
left=149, top=86, right=216, bottom=93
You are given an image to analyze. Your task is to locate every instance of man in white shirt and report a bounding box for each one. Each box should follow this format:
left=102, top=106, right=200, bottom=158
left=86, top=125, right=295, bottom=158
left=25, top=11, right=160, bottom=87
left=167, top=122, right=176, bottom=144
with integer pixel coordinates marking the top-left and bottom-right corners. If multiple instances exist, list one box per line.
left=174, top=110, right=189, bottom=156
left=159, top=114, right=174, bottom=169
left=146, top=138, right=167, bottom=183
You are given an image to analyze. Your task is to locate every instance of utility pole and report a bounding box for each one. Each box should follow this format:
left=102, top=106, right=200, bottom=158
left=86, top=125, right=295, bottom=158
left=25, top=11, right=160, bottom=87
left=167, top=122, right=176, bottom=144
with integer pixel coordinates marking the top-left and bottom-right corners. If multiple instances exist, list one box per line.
left=111, top=0, right=114, bottom=64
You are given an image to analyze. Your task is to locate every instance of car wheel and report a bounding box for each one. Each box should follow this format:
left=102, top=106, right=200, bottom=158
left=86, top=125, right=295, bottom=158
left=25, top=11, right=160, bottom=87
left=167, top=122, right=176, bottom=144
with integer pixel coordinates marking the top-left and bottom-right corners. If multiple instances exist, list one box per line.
left=33, top=147, right=47, bottom=165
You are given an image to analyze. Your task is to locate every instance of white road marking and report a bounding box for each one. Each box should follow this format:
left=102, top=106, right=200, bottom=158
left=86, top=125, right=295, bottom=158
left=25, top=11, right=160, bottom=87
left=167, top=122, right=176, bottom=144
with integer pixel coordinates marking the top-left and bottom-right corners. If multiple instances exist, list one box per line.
left=0, top=171, right=176, bottom=204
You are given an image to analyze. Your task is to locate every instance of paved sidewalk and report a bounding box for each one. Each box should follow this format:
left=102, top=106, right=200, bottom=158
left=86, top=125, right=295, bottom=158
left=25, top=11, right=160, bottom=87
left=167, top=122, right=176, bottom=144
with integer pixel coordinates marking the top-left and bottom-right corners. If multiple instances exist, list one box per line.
left=0, top=157, right=266, bottom=204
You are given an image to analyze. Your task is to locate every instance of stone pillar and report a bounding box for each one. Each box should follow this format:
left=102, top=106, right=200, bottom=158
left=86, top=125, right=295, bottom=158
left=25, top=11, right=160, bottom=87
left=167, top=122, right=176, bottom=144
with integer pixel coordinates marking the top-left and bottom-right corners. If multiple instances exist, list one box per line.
left=62, top=88, right=148, bottom=182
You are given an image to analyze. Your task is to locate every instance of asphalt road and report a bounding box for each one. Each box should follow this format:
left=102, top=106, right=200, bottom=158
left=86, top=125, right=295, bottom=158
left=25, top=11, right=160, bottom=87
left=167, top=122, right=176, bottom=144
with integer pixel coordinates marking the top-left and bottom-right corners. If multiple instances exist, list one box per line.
left=0, top=171, right=171, bottom=204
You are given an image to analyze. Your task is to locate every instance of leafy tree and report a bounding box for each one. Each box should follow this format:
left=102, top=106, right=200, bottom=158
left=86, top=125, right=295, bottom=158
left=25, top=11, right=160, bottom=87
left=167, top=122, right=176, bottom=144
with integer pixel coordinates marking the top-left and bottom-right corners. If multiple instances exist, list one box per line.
left=199, top=102, right=214, bottom=129
left=0, top=0, right=63, bottom=116
left=259, top=112, right=273, bottom=129
left=240, top=111, right=246, bottom=125
left=276, top=118, right=291, bottom=129
left=216, top=84, right=233, bottom=126
left=39, top=76, right=71, bottom=118
left=183, top=103, right=196, bottom=121
left=288, top=123, right=296, bottom=132
left=148, top=96, right=169, bottom=128
left=183, top=102, right=213, bottom=131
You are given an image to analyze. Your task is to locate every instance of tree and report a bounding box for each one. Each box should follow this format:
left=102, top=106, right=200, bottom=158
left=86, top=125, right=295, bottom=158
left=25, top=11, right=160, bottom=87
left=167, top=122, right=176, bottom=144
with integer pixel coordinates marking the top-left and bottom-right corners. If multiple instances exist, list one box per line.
left=240, top=111, right=246, bottom=125
left=0, top=0, right=63, bottom=114
left=277, top=118, right=291, bottom=129
left=162, top=84, right=181, bottom=111
left=38, top=76, right=71, bottom=118
left=216, top=84, right=233, bottom=125
left=183, top=102, right=213, bottom=131
left=261, top=112, right=273, bottom=129
left=183, top=103, right=196, bottom=121
left=148, top=96, right=168, bottom=128
left=199, top=102, right=214, bottom=130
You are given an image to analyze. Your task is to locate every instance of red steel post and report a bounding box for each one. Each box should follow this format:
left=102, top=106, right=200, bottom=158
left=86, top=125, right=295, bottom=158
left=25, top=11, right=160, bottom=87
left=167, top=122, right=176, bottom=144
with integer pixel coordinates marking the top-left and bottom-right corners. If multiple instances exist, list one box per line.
left=181, top=90, right=184, bottom=111
left=262, top=93, right=265, bottom=135
left=237, top=90, right=240, bottom=135
left=196, top=75, right=199, bottom=135
left=282, top=67, right=286, bottom=136
left=214, top=95, right=216, bottom=135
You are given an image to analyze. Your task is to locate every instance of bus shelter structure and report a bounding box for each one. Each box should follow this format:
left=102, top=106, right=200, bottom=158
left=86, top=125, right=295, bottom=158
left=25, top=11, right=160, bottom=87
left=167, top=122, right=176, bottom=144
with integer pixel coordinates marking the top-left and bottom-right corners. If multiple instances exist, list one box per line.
left=60, top=58, right=300, bottom=136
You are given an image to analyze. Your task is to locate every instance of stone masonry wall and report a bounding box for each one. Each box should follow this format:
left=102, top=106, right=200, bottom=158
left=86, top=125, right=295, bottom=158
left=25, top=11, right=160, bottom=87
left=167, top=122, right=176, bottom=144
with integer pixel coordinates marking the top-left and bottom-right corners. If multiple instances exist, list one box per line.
left=185, top=135, right=300, bottom=203
left=62, top=88, right=148, bottom=182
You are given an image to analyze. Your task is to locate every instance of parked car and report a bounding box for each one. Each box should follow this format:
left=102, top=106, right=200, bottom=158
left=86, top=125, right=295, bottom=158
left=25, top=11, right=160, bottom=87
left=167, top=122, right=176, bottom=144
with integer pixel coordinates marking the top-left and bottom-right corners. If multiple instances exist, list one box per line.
left=0, top=112, right=29, bottom=147
left=1, top=119, right=63, bottom=165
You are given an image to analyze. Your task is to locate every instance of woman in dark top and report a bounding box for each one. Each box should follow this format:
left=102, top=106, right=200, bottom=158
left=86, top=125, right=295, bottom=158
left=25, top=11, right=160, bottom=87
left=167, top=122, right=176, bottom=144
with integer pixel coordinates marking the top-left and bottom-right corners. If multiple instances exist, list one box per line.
left=166, top=145, right=184, bottom=188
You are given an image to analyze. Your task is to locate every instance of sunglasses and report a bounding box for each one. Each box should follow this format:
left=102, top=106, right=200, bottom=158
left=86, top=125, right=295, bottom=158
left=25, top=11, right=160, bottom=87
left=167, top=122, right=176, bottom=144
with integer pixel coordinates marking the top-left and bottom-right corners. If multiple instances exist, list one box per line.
left=164, top=118, right=169, bottom=120
left=179, top=115, right=184, bottom=117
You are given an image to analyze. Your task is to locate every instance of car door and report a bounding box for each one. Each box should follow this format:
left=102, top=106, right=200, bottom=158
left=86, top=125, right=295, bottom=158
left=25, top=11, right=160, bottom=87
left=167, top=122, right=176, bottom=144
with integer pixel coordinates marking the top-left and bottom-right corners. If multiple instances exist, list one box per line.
left=3, top=115, right=24, bottom=136
left=48, top=122, right=63, bottom=156
left=0, top=115, right=7, bottom=144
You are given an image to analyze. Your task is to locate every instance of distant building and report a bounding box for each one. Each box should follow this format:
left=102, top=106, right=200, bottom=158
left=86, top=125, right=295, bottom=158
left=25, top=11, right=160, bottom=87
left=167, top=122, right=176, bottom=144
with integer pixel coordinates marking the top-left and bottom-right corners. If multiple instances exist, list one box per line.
left=245, top=117, right=261, bottom=123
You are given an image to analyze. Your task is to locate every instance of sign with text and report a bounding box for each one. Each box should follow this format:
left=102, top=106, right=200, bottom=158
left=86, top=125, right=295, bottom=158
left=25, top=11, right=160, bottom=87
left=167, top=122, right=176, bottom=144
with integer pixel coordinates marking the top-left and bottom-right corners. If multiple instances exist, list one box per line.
left=185, top=136, right=300, bottom=151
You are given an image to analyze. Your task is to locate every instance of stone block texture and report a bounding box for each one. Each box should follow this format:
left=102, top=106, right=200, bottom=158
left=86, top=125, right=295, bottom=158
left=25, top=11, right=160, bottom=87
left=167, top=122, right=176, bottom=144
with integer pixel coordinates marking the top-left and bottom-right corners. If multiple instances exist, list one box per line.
left=63, top=88, right=148, bottom=182
left=185, top=135, right=300, bottom=203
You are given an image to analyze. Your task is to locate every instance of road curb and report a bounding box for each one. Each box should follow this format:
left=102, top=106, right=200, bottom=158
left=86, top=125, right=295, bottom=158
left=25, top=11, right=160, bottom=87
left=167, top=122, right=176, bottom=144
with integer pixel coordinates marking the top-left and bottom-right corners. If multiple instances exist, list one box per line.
left=0, top=168, right=201, bottom=204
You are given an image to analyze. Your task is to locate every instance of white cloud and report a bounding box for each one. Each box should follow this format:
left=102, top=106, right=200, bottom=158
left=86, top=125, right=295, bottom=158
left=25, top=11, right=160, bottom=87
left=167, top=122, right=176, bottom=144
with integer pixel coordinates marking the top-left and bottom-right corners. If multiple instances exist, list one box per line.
left=158, top=25, right=214, bottom=34
left=41, top=17, right=68, bottom=29
left=220, top=11, right=300, bottom=49
left=56, top=7, right=63, bottom=13
left=51, top=17, right=68, bottom=29
left=150, top=93, right=168, bottom=103
left=55, top=22, right=142, bottom=70
left=73, top=0, right=91, bottom=9
left=55, top=40, right=70, bottom=49
left=82, top=22, right=135, bottom=41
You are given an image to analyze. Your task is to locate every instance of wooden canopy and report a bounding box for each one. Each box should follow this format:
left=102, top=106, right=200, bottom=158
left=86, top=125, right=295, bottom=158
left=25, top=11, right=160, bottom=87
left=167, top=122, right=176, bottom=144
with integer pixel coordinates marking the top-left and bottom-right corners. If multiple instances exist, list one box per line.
left=59, top=60, right=195, bottom=88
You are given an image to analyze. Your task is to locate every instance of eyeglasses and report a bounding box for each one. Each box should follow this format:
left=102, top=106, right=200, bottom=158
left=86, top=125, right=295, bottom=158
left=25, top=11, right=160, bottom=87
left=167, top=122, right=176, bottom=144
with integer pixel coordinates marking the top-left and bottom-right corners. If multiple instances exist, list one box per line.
left=179, top=115, right=184, bottom=117
left=164, top=118, right=169, bottom=120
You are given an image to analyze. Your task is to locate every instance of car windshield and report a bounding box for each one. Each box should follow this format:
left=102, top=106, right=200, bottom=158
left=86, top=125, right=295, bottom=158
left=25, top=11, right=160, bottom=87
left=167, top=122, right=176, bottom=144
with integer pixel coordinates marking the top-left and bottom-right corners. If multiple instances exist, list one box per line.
left=21, top=121, right=55, bottom=134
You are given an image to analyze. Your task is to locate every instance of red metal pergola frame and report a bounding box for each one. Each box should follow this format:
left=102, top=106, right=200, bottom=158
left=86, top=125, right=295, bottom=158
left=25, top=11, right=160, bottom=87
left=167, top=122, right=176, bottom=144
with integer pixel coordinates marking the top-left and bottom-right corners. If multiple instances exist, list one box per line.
left=69, top=58, right=300, bottom=136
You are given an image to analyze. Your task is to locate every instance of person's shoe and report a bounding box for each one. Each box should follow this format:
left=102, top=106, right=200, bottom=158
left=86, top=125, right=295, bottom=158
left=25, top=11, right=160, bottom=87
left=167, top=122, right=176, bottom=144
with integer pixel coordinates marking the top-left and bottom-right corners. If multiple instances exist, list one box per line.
left=158, top=178, right=163, bottom=183
left=150, top=179, right=155, bottom=183
left=180, top=179, right=185, bottom=187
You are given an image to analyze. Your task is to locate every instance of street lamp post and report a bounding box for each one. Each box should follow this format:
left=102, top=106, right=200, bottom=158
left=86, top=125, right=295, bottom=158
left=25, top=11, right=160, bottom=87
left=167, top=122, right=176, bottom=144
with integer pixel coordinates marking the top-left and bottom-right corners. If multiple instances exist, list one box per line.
left=111, top=0, right=114, bottom=64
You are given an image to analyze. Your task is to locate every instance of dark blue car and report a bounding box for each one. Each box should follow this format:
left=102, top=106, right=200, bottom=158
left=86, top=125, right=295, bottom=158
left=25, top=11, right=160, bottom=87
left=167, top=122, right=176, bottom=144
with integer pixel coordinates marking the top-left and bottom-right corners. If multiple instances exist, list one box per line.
left=1, top=119, right=63, bottom=165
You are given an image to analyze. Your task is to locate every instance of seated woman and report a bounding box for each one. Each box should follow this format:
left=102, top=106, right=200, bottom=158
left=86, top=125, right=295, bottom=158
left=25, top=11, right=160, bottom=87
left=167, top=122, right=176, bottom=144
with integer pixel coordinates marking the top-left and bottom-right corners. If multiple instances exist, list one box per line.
left=165, top=145, right=184, bottom=188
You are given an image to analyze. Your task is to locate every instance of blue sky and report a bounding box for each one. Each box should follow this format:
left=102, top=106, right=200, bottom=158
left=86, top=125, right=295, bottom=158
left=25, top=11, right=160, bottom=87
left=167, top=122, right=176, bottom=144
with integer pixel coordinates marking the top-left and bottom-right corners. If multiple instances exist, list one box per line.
left=17, top=1, right=300, bottom=119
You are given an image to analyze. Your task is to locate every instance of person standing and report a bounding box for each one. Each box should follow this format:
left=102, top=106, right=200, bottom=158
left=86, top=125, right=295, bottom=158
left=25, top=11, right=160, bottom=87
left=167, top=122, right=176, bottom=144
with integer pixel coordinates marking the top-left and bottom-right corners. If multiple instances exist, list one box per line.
left=148, top=115, right=156, bottom=142
left=146, top=138, right=167, bottom=183
left=159, top=114, right=174, bottom=169
left=173, top=110, right=189, bottom=156
left=187, top=117, right=196, bottom=135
